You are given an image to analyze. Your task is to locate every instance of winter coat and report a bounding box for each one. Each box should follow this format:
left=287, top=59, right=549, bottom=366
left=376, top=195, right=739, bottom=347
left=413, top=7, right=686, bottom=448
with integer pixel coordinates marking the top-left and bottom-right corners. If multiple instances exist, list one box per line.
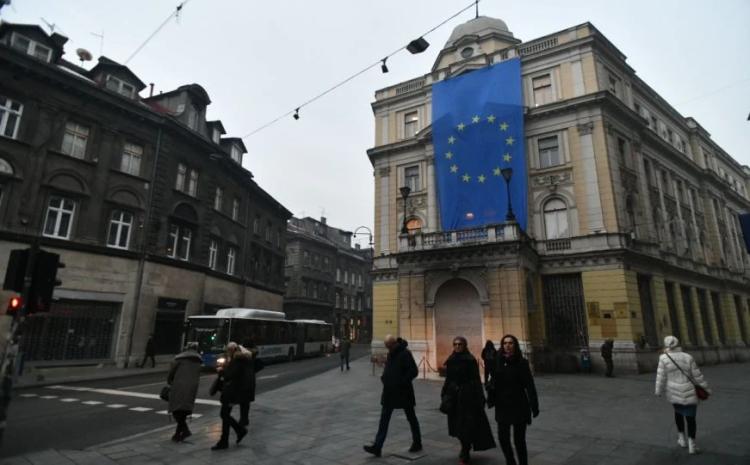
left=145, top=337, right=155, bottom=356
left=220, top=349, right=255, bottom=405
left=489, top=354, right=539, bottom=426
left=167, top=349, right=202, bottom=413
left=340, top=340, right=351, bottom=358
left=481, top=346, right=496, bottom=365
left=655, top=348, right=710, bottom=405
left=600, top=341, right=613, bottom=360
left=380, top=338, right=418, bottom=409
left=442, top=351, right=496, bottom=451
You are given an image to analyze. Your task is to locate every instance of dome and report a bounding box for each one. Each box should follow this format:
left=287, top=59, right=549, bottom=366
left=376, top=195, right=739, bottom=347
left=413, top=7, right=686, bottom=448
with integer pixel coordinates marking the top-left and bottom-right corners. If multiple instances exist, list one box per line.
left=445, top=16, right=514, bottom=47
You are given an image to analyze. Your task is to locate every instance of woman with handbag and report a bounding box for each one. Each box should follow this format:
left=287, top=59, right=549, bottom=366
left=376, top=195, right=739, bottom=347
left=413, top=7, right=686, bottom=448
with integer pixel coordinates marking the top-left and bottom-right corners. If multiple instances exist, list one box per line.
left=166, top=342, right=202, bottom=442
left=487, top=334, right=539, bottom=465
left=655, top=335, right=710, bottom=455
left=441, top=336, right=495, bottom=465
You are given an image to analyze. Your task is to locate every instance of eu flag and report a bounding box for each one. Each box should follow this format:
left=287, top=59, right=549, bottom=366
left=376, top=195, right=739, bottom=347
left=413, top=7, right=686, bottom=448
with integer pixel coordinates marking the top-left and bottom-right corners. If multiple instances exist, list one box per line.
left=432, top=58, right=526, bottom=231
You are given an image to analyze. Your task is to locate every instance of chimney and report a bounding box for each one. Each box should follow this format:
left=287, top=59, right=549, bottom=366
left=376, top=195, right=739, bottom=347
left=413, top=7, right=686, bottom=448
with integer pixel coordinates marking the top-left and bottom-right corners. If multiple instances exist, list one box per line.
left=320, top=216, right=327, bottom=225
left=149, top=83, right=155, bottom=97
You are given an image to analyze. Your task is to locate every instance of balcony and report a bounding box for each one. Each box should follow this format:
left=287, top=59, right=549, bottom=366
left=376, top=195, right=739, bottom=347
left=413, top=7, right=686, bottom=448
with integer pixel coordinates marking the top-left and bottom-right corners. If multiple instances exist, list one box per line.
left=398, top=223, right=521, bottom=252
left=536, top=233, right=630, bottom=255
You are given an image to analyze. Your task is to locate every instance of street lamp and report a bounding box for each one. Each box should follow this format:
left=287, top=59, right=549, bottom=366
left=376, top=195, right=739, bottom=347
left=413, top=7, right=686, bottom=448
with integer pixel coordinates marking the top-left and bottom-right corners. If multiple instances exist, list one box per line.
left=352, top=226, right=374, bottom=247
left=500, top=168, right=516, bottom=222
left=400, top=186, right=411, bottom=234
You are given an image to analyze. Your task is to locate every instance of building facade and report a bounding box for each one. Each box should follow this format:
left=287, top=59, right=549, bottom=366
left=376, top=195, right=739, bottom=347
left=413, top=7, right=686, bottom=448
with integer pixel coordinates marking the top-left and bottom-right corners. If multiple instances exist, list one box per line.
left=0, top=22, right=291, bottom=366
left=284, top=216, right=372, bottom=342
left=368, top=17, right=750, bottom=373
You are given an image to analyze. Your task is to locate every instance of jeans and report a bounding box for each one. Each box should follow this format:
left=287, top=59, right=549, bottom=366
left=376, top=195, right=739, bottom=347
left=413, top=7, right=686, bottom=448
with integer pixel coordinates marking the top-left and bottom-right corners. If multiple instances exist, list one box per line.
left=240, top=402, right=250, bottom=425
left=341, top=354, right=350, bottom=371
left=674, top=411, right=697, bottom=438
left=219, top=403, right=243, bottom=442
left=604, top=358, right=613, bottom=377
left=373, top=405, right=421, bottom=449
left=497, top=422, right=527, bottom=465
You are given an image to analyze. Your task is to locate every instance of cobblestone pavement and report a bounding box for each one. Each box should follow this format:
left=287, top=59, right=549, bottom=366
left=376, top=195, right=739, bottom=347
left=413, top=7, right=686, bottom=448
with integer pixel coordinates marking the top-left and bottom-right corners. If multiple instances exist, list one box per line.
left=2, top=357, right=748, bottom=465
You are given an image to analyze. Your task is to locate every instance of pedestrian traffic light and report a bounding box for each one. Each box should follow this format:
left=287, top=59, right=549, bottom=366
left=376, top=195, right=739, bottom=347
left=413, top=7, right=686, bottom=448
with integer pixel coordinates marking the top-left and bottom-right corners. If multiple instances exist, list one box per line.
left=3, top=248, right=29, bottom=292
left=6, top=295, right=22, bottom=315
left=27, top=251, right=64, bottom=313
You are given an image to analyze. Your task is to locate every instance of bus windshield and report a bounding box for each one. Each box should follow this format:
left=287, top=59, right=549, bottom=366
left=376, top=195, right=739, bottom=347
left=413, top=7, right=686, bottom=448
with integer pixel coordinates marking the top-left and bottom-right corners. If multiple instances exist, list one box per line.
left=186, top=318, right=228, bottom=354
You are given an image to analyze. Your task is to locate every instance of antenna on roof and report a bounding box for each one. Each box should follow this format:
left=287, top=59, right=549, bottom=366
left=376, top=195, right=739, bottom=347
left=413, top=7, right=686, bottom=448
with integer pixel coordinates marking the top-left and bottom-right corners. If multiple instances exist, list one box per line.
left=90, top=30, right=104, bottom=57
left=39, top=17, right=63, bottom=35
left=76, top=48, right=93, bottom=66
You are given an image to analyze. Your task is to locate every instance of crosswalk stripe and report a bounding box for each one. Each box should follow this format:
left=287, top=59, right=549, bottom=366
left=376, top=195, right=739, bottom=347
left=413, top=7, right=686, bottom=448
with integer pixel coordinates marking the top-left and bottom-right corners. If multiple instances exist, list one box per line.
left=129, top=407, right=152, bottom=412
left=19, top=393, right=38, bottom=398
left=156, top=410, right=169, bottom=415
left=190, top=414, right=203, bottom=419
left=107, top=404, right=127, bottom=409
left=82, top=400, right=103, bottom=405
left=40, top=395, right=58, bottom=399
left=48, top=385, right=91, bottom=392
left=60, top=398, right=79, bottom=402
left=46, top=385, right=220, bottom=406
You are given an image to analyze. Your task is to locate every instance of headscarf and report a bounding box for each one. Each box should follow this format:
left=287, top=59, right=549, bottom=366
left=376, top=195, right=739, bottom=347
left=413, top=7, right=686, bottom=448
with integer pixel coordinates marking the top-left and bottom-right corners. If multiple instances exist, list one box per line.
left=663, top=335, right=679, bottom=350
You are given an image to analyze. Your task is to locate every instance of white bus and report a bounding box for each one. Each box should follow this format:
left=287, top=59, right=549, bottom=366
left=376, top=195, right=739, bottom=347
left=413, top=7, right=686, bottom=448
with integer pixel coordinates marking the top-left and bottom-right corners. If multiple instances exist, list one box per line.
left=185, top=308, right=332, bottom=368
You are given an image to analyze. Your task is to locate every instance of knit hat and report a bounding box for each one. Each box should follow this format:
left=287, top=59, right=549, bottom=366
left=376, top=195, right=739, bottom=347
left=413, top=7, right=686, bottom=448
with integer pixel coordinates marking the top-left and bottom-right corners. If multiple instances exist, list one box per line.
left=663, top=335, right=679, bottom=349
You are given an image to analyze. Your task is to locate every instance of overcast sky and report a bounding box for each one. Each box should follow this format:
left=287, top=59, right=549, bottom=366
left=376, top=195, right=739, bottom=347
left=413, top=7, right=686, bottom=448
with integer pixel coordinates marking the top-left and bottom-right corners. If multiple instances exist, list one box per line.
left=4, top=0, right=749, bottom=245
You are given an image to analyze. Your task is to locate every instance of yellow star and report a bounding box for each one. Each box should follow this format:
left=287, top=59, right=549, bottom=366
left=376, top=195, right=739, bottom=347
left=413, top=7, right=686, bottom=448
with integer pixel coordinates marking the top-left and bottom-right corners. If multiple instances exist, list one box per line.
left=503, top=153, right=512, bottom=162
left=445, top=151, right=453, bottom=160
left=478, top=174, right=486, bottom=183
left=487, top=115, right=496, bottom=123
left=472, top=115, right=480, bottom=123
left=505, top=136, right=515, bottom=146
left=457, top=123, right=465, bottom=131
left=448, top=136, right=456, bottom=144
left=462, top=173, right=471, bottom=183
left=493, top=167, right=502, bottom=176
left=450, top=164, right=459, bottom=173
left=500, top=122, right=509, bottom=131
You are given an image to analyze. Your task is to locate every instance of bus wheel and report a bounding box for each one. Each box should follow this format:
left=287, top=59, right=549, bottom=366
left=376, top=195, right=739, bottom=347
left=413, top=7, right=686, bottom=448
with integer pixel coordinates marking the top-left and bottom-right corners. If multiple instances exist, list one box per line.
left=288, top=348, right=295, bottom=362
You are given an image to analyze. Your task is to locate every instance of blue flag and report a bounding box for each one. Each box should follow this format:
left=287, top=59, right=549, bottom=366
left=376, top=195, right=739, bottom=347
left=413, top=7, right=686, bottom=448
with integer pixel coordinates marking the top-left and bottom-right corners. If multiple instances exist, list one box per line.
left=432, top=58, right=526, bottom=231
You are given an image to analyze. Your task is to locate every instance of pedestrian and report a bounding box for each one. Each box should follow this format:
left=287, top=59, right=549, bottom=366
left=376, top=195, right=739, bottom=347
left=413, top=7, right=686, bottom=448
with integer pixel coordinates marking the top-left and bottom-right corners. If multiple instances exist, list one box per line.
left=363, top=335, right=422, bottom=457
left=487, top=334, right=539, bottom=465
left=655, top=335, right=710, bottom=455
left=580, top=348, right=592, bottom=374
left=442, top=336, right=496, bottom=464
left=340, top=337, right=351, bottom=371
left=167, top=342, right=202, bottom=442
left=139, top=334, right=156, bottom=368
left=480, top=340, right=496, bottom=385
left=210, top=342, right=251, bottom=450
left=238, top=340, right=264, bottom=427
left=600, top=339, right=614, bottom=377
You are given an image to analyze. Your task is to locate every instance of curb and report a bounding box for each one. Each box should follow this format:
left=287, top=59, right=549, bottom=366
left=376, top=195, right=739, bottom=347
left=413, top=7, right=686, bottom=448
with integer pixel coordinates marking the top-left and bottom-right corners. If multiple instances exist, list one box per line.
left=14, top=366, right=171, bottom=389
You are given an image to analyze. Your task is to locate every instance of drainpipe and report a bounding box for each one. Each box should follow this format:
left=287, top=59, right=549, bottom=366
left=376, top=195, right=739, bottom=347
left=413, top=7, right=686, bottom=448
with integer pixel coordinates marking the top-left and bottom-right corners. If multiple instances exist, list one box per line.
left=124, top=124, right=163, bottom=367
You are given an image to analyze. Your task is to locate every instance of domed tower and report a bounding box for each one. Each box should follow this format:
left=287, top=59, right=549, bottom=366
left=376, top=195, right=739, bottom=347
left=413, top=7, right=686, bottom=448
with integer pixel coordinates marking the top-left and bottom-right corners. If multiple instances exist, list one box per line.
left=433, top=16, right=521, bottom=73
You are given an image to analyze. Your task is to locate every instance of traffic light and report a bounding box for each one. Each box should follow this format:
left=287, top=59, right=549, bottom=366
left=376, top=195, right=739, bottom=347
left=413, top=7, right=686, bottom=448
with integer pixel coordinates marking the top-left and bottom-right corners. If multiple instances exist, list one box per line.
left=6, top=295, right=22, bottom=315
left=27, top=251, right=64, bottom=313
left=3, top=249, right=29, bottom=292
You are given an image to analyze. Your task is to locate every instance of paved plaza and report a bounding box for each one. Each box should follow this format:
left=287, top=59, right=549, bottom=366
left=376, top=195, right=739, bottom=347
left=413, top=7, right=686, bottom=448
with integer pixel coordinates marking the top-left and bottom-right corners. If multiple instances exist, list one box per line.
left=2, top=356, right=748, bottom=465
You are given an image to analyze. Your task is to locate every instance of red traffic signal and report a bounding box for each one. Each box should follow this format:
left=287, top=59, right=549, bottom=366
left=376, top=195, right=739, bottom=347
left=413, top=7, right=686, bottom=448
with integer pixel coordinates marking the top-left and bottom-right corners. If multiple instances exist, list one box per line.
left=7, top=295, right=22, bottom=314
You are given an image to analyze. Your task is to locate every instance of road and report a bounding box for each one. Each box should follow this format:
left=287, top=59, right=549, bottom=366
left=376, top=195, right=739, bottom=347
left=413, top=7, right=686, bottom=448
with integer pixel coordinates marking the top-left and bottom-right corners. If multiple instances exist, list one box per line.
left=1, top=345, right=368, bottom=458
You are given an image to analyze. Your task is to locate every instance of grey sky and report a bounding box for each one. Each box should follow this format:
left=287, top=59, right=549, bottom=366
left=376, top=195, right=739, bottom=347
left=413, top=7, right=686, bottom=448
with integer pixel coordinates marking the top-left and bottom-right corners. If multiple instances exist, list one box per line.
left=4, top=0, right=749, bottom=245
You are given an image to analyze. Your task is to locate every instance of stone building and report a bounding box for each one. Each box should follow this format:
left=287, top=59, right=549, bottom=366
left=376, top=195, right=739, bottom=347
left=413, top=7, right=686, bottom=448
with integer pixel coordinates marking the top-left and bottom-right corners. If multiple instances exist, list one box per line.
left=284, top=216, right=372, bottom=341
left=0, top=22, right=290, bottom=366
left=368, top=16, right=750, bottom=373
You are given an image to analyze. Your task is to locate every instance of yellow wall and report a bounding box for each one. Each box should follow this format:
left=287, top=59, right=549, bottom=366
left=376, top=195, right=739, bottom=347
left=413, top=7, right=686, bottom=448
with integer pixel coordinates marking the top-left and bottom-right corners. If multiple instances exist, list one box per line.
left=582, top=268, right=640, bottom=342
left=373, top=280, right=399, bottom=341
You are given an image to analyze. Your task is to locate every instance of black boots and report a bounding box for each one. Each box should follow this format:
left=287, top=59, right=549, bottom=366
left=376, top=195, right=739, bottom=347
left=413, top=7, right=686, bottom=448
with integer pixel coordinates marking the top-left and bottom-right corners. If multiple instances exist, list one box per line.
left=363, top=445, right=382, bottom=457
left=409, top=442, right=423, bottom=453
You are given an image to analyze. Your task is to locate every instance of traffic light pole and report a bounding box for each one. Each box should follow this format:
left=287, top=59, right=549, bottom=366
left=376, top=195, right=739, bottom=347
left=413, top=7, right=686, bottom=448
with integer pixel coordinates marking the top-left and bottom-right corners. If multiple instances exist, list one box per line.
left=0, top=238, right=39, bottom=445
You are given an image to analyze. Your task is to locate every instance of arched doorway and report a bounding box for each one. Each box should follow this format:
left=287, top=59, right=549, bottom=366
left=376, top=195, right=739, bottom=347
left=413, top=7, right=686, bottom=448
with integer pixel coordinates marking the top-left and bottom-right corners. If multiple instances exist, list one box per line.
left=434, top=279, right=483, bottom=367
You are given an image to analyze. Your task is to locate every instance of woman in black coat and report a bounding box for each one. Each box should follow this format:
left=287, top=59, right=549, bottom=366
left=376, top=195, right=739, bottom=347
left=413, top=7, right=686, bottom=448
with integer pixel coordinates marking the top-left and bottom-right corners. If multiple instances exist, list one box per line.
left=167, top=342, right=202, bottom=442
left=211, top=342, right=252, bottom=450
left=488, top=334, right=539, bottom=465
left=480, top=340, right=497, bottom=385
left=442, top=336, right=496, bottom=464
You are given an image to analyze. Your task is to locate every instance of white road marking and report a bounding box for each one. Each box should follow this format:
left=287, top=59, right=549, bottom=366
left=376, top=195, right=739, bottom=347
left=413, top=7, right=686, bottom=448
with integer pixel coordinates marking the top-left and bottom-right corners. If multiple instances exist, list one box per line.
left=119, top=374, right=214, bottom=390
left=129, top=407, right=152, bottom=412
left=19, top=393, right=38, bottom=398
left=60, top=398, right=79, bottom=402
left=81, top=400, right=103, bottom=405
left=156, top=410, right=169, bottom=415
left=48, top=385, right=91, bottom=392
left=190, top=414, right=202, bottom=419
left=257, top=374, right=279, bottom=380
left=106, top=404, right=127, bottom=409
left=40, top=395, right=58, bottom=399
left=46, top=385, right=221, bottom=406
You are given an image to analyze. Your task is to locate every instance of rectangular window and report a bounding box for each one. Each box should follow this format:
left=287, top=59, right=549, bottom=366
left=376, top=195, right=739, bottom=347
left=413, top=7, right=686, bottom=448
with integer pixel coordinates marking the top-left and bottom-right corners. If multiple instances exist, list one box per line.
left=253, top=216, right=259, bottom=234
left=666, top=128, right=674, bottom=144
left=10, top=33, right=51, bottom=62
left=231, top=145, right=242, bottom=164
left=208, top=239, right=218, bottom=270
left=61, top=121, right=89, bottom=159
left=232, top=198, right=240, bottom=221
left=404, top=111, right=419, bottom=138
left=650, top=116, right=658, bottom=131
left=167, top=224, right=192, bottom=261
left=121, top=142, right=143, bottom=176
left=43, top=196, right=75, bottom=239
left=336, top=268, right=341, bottom=282
left=214, top=187, right=223, bottom=211
left=532, top=74, right=553, bottom=105
left=405, top=166, right=420, bottom=192
left=226, top=247, right=236, bottom=275
left=188, top=170, right=198, bottom=196
left=176, top=163, right=186, bottom=190
left=265, top=222, right=272, bottom=242
left=608, top=74, right=619, bottom=95
left=105, top=75, right=135, bottom=98
left=344, top=270, right=349, bottom=285
left=538, top=136, right=560, bottom=168
left=107, top=209, right=133, bottom=249
left=0, top=96, right=23, bottom=139
left=212, top=129, right=221, bottom=144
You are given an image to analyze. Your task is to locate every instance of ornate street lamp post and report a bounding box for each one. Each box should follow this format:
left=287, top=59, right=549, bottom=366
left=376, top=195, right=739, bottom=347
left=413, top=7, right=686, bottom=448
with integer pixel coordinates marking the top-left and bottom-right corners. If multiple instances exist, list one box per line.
left=500, top=168, right=515, bottom=221
left=400, top=186, right=411, bottom=234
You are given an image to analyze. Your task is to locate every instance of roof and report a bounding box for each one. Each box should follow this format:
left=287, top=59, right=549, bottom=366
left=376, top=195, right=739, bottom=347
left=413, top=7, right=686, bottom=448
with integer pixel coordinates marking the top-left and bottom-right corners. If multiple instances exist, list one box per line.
left=445, top=16, right=515, bottom=47
left=89, top=56, right=146, bottom=90
left=221, top=137, right=247, bottom=154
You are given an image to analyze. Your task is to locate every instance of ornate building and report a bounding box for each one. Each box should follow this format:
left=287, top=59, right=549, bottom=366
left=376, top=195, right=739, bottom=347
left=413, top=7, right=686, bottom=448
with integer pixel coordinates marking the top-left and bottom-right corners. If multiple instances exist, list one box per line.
left=284, top=216, right=372, bottom=342
left=0, top=22, right=291, bottom=367
left=368, top=16, right=750, bottom=373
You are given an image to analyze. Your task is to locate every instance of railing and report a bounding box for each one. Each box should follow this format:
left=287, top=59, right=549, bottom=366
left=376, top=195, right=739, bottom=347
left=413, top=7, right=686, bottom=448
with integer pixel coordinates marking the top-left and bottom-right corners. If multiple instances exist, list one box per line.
left=399, top=223, right=519, bottom=251
left=537, top=233, right=629, bottom=255
left=395, top=78, right=426, bottom=95
left=518, top=37, right=558, bottom=56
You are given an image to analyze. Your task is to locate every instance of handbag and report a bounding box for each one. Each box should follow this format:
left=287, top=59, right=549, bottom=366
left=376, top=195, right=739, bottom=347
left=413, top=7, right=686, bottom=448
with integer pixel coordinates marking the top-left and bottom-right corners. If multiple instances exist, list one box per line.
left=439, top=383, right=458, bottom=414
left=665, top=352, right=709, bottom=401
left=159, top=385, right=170, bottom=402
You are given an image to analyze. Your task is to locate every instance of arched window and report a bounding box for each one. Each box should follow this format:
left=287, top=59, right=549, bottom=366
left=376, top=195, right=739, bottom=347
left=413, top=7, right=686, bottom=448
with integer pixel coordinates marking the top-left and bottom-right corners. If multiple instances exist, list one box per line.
left=0, top=158, right=14, bottom=176
left=406, top=217, right=422, bottom=235
left=543, top=198, right=569, bottom=239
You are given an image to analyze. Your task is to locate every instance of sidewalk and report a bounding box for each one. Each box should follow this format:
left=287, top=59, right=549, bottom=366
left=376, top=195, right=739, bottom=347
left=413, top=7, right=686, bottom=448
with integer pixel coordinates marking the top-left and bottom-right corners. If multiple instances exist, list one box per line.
left=2, top=357, right=749, bottom=465
left=14, top=363, right=170, bottom=389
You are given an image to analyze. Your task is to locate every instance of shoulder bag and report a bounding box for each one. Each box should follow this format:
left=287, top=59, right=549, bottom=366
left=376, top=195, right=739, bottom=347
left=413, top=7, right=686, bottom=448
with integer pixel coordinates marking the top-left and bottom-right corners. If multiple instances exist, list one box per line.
left=665, top=352, right=709, bottom=400
left=159, top=384, right=170, bottom=401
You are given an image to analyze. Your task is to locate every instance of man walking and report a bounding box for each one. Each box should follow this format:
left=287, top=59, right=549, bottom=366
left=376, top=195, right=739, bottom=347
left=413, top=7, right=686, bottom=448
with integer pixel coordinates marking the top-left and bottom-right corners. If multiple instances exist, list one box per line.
left=340, top=337, right=351, bottom=371
left=601, top=339, right=614, bottom=377
left=364, top=335, right=422, bottom=457
left=139, top=335, right=156, bottom=368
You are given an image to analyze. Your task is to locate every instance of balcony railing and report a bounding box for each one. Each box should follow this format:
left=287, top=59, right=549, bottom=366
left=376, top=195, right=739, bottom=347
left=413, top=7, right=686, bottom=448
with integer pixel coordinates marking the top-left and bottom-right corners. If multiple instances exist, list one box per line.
left=537, top=233, right=629, bottom=255
left=399, top=223, right=520, bottom=251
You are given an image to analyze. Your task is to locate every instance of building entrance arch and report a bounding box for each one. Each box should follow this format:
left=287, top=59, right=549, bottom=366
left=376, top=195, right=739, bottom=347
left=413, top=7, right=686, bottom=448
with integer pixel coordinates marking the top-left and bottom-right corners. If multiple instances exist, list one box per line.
left=434, top=278, right=483, bottom=366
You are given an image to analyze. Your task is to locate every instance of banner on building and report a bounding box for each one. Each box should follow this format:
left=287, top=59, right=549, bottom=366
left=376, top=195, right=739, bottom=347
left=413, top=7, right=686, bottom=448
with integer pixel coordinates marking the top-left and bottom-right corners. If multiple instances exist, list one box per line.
left=432, top=58, right=526, bottom=231
left=739, top=213, right=750, bottom=253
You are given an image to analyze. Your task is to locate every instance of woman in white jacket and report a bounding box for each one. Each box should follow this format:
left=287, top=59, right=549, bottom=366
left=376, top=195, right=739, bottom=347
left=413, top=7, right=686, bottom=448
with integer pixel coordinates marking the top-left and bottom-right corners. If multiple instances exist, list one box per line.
left=654, top=335, right=710, bottom=455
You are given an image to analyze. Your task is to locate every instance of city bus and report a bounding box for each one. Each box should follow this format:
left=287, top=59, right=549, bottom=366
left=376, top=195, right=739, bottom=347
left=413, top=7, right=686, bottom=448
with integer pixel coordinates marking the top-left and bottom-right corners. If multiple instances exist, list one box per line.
left=185, top=308, right=332, bottom=368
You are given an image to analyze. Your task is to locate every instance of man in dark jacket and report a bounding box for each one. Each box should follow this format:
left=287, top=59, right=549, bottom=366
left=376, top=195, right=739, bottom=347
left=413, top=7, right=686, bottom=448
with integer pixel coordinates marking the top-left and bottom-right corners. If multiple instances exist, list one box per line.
left=363, top=335, right=422, bottom=457
left=601, top=339, right=614, bottom=377
left=340, top=337, right=351, bottom=371
left=139, top=335, right=156, bottom=368
left=239, top=340, right=263, bottom=427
